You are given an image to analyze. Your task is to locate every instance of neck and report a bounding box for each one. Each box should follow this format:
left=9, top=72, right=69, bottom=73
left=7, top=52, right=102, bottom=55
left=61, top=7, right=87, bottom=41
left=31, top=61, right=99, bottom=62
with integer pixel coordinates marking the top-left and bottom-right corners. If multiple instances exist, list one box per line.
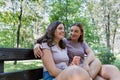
left=54, top=38, right=60, bottom=45
left=71, top=39, right=78, bottom=43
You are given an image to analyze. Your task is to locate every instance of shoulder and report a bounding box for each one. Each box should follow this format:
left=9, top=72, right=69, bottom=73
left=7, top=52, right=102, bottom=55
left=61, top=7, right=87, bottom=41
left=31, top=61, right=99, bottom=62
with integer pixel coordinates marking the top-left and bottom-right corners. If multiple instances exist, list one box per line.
left=62, top=38, right=67, bottom=42
left=63, top=38, right=71, bottom=43
left=82, top=41, right=87, bottom=45
left=81, top=41, right=90, bottom=49
left=41, top=42, right=51, bottom=50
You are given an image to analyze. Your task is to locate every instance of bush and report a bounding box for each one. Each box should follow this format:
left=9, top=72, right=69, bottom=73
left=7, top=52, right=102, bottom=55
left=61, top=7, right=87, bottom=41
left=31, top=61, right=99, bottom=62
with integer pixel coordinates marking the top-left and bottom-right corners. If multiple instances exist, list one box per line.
left=96, top=47, right=116, bottom=64
left=112, top=59, right=120, bottom=70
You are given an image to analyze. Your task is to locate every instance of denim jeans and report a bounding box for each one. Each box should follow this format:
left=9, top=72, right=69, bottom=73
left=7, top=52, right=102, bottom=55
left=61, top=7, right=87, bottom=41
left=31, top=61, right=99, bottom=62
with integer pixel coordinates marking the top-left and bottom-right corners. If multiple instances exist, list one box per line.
left=43, top=71, right=55, bottom=80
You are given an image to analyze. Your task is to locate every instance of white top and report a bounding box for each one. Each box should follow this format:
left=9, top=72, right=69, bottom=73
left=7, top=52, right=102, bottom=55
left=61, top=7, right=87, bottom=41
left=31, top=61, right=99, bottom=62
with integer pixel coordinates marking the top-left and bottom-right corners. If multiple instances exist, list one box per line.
left=41, top=43, right=69, bottom=71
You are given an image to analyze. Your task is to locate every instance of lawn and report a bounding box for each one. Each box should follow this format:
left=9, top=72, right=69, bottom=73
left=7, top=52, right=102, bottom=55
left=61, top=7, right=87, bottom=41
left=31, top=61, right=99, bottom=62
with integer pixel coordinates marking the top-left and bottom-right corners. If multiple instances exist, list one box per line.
left=4, top=60, right=43, bottom=72
left=4, top=55, right=120, bottom=72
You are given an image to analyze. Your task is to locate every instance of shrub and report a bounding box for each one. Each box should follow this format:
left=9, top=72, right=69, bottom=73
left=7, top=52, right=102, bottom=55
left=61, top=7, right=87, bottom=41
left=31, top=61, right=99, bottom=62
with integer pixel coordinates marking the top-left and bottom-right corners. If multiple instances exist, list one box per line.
left=96, top=47, right=116, bottom=64
left=112, top=59, right=120, bottom=70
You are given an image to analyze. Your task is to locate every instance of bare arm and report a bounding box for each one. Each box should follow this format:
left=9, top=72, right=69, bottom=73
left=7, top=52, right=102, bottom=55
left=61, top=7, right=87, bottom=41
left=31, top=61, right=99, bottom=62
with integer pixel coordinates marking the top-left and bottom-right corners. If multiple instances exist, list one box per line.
left=83, top=48, right=95, bottom=65
left=41, top=48, right=62, bottom=77
left=82, top=48, right=95, bottom=73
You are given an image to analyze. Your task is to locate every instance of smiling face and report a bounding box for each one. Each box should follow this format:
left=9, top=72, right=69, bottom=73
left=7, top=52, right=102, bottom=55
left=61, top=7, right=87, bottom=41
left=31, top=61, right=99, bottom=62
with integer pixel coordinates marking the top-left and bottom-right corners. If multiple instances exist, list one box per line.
left=54, top=24, right=65, bottom=40
left=70, top=25, right=82, bottom=42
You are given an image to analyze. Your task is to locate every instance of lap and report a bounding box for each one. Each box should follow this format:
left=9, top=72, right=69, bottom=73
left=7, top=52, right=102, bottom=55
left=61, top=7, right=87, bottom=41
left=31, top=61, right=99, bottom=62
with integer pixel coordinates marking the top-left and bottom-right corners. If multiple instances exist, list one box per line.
left=44, top=71, right=55, bottom=80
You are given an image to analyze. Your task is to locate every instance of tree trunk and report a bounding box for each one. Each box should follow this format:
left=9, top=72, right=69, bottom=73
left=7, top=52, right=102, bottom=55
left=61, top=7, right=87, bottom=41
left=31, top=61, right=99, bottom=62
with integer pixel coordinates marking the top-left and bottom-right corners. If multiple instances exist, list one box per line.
left=106, top=13, right=110, bottom=49
left=17, top=2, right=22, bottom=48
left=15, top=0, right=23, bottom=65
left=112, top=13, right=118, bottom=52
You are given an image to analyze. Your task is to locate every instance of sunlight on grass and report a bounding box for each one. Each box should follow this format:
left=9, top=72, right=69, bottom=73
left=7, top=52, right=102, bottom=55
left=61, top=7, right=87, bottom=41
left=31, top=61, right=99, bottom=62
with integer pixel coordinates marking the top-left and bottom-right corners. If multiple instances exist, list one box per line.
left=4, top=60, right=43, bottom=72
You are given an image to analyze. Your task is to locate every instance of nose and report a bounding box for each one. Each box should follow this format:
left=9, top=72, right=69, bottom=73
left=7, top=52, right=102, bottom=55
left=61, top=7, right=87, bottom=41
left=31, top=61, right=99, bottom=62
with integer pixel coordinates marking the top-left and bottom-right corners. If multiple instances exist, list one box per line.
left=61, top=29, right=65, bottom=33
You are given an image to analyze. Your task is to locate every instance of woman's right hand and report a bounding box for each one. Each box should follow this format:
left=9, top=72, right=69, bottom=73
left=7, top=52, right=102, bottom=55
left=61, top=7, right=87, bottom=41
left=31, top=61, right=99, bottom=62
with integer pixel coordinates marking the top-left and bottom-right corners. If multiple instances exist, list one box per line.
left=34, top=44, right=43, bottom=58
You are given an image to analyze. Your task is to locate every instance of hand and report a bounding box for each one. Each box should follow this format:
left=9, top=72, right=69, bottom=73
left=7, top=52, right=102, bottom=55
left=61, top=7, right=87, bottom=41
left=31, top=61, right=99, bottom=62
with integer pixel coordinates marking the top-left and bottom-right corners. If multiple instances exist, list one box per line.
left=71, top=56, right=80, bottom=66
left=34, top=44, right=43, bottom=58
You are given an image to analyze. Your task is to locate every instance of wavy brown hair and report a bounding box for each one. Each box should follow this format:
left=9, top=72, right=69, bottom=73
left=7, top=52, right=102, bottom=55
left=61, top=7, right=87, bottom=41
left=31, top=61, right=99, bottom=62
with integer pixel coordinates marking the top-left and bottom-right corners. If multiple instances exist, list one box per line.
left=68, top=22, right=84, bottom=42
left=36, top=21, right=66, bottom=49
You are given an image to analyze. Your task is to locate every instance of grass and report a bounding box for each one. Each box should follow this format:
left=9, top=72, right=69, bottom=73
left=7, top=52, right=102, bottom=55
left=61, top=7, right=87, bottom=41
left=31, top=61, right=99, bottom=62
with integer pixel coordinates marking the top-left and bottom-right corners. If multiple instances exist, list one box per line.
left=4, top=60, right=43, bottom=72
left=4, top=55, right=120, bottom=72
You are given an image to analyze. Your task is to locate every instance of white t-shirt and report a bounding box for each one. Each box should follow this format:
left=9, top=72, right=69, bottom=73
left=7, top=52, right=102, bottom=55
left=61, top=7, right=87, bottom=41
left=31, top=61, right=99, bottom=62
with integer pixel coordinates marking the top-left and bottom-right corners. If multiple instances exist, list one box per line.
left=41, top=43, right=69, bottom=71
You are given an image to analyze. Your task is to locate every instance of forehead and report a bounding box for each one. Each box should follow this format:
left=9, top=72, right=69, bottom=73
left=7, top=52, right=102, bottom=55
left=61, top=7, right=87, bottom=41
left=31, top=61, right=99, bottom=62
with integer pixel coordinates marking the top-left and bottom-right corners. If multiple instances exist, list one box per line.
left=71, top=26, right=80, bottom=30
left=57, top=24, right=64, bottom=28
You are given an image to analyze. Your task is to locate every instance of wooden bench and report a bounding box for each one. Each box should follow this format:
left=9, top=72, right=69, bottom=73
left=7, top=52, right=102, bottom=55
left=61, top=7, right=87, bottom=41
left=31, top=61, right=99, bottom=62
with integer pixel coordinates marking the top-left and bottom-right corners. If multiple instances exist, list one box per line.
left=0, top=48, right=43, bottom=80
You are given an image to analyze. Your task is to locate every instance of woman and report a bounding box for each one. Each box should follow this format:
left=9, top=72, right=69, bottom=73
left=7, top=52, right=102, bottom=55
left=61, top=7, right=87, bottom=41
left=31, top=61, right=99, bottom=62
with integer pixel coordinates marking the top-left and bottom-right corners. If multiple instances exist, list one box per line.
left=35, top=21, right=81, bottom=80
left=62, top=22, right=120, bottom=80
left=34, top=22, right=101, bottom=80
left=64, top=22, right=101, bottom=79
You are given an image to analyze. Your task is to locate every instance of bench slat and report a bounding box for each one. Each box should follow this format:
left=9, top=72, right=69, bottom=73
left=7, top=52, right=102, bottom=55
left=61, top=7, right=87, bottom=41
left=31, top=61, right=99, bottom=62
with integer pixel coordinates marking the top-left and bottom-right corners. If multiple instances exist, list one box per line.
left=0, top=68, right=43, bottom=80
left=0, top=48, right=40, bottom=61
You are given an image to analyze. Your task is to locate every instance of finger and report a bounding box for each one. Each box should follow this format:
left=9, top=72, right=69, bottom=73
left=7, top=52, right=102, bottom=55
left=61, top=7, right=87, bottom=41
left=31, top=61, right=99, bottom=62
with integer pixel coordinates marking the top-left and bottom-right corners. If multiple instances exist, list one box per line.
left=38, top=45, right=44, bottom=57
left=38, top=49, right=43, bottom=56
left=36, top=51, right=41, bottom=58
left=34, top=49, right=41, bottom=58
left=35, top=55, right=37, bottom=58
left=34, top=51, right=38, bottom=58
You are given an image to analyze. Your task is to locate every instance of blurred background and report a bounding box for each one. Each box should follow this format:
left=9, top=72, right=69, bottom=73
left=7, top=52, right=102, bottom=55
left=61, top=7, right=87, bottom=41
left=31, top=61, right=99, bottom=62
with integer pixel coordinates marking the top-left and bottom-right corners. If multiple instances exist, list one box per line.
left=0, top=0, right=120, bottom=71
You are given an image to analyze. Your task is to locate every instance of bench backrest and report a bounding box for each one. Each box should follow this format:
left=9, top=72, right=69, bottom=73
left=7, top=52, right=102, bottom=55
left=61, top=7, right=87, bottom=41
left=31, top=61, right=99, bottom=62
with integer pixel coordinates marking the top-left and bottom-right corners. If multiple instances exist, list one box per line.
left=0, top=48, right=43, bottom=80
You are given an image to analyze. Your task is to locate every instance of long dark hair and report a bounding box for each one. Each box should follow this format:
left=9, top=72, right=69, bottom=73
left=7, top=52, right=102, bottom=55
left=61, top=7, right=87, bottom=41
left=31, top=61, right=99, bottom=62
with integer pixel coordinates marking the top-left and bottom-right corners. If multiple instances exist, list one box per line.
left=36, top=21, right=66, bottom=49
left=68, top=22, right=84, bottom=42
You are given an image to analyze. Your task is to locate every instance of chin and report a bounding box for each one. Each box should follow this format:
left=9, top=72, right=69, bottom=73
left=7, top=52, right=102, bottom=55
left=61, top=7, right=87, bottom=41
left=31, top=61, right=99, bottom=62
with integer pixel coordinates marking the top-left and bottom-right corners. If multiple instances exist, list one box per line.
left=71, top=38, right=76, bottom=40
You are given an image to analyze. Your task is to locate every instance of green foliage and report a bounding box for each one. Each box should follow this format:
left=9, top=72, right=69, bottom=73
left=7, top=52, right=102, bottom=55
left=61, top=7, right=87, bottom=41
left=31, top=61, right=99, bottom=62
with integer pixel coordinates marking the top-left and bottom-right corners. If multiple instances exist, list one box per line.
left=49, top=0, right=99, bottom=45
left=0, top=0, right=46, bottom=48
left=0, top=0, right=5, bottom=6
left=96, top=47, right=116, bottom=64
left=49, top=0, right=82, bottom=35
left=112, top=59, right=120, bottom=70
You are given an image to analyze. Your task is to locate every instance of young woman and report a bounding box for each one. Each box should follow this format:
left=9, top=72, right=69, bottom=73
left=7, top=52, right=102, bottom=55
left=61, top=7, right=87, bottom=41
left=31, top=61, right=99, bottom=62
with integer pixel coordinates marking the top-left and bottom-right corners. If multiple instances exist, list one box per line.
left=35, top=21, right=81, bottom=80
left=63, top=23, right=101, bottom=79
left=68, top=23, right=120, bottom=80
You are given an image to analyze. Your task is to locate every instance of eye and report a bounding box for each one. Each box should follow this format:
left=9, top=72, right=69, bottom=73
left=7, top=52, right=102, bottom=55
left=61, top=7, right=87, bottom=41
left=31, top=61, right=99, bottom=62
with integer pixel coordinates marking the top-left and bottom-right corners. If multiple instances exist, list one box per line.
left=71, top=29, right=73, bottom=32
left=58, top=27, right=62, bottom=30
left=58, top=26, right=64, bottom=30
left=75, top=30, right=79, bottom=33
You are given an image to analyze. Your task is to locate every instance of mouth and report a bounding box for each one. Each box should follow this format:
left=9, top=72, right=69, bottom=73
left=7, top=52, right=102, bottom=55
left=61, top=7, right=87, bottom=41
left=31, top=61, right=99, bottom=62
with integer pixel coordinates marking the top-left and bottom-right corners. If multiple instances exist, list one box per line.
left=71, top=35, right=76, bottom=38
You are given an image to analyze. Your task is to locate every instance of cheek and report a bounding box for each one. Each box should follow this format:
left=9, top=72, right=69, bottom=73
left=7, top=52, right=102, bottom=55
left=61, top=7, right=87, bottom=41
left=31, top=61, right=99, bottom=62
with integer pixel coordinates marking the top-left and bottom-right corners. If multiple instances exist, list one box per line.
left=77, top=34, right=81, bottom=38
left=54, top=31, right=58, bottom=37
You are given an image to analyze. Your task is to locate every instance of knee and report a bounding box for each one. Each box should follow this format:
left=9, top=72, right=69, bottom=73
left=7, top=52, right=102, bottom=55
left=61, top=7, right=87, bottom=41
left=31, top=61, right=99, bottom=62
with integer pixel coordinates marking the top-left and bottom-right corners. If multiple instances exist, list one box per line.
left=103, top=65, right=119, bottom=71
left=94, top=58, right=102, bottom=66
left=100, top=65, right=120, bottom=79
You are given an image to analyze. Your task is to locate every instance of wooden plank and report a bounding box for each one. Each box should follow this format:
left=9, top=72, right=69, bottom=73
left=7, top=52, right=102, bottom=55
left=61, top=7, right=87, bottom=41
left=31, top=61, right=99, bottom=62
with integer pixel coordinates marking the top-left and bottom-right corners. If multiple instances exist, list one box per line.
left=0, top=68, right=43, bottom=80
left=0, top=61, right=4, bottom=73
left=0, top=48, right=40, bottom=61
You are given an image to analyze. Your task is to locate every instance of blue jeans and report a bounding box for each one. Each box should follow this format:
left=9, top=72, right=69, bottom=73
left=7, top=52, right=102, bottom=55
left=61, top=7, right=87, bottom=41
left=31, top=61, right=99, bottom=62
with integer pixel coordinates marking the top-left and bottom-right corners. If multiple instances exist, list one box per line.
left=43, top=71, right=55, bottom=80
